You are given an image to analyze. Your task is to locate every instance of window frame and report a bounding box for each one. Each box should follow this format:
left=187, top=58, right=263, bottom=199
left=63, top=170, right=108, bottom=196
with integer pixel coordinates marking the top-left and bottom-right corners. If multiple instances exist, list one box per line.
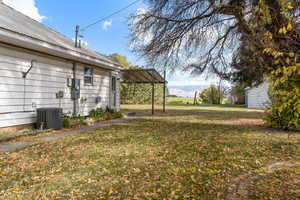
left=84, top=67, right=93, bottom=86
left=111, top=76, right=117, bottom=107
left=111, top=76, right=117, bottom=92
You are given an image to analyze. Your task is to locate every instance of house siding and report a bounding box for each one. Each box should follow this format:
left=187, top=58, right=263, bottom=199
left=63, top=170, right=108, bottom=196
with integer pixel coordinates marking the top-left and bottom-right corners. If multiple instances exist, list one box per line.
left=76, top=64, right=112, bottom=116
left=0, top=44, right=119, bottom=128
left=246, top=82, right=270, bottom=109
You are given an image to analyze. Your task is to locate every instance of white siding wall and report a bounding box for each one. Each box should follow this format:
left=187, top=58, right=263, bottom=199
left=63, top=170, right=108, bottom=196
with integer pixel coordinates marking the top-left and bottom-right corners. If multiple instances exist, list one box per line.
left=0, top=45, right=119, bottom=128
left=246, top=82, right=270, bottom=109
left=76, top=64, right=111, bottom=116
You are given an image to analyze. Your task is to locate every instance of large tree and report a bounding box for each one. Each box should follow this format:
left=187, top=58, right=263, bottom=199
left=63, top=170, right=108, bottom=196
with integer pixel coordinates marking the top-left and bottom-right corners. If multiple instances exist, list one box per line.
left=130, top=0, right=300, bottom=130
left=200, top=85, right=225, bottom=104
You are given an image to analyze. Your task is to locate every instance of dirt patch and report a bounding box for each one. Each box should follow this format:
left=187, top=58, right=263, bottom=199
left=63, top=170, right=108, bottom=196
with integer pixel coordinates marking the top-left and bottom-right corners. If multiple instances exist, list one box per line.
left=226, top=161, right=300, bottom=200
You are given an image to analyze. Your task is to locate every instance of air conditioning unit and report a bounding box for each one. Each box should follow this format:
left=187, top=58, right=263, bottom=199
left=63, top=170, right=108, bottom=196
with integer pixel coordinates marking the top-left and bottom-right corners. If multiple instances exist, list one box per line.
left=37, top=108, right=63, bottom=130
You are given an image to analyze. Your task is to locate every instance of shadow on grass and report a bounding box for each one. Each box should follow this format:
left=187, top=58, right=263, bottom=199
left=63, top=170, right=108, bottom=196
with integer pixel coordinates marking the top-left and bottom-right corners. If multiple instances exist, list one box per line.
left=76, top=119, right=264, bottom=148
left=124, top=108, right=265, bottom=121
left=49, top=117, right=299, bottom=170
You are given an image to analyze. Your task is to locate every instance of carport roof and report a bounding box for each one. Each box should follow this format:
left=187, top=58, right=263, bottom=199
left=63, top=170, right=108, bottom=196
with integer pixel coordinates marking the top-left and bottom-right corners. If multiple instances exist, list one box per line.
left=121, top=69, right=167, bottom=84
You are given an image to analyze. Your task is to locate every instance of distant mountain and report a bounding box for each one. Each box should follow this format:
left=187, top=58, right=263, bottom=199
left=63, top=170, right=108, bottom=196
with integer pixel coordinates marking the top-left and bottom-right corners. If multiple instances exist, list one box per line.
left=168, top=85, right=209, bottom=97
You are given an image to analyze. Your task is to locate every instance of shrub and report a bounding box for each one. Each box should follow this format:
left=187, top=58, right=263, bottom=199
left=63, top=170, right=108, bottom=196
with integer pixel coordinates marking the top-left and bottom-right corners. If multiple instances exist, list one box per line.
left=103, top=112, right=113, bottom=120
left=265, top=69, right=300, bottom=131
left=89, top=108, right=105, bottom=118
left=200, top=87, right=224, bottom=104
left=63, top=117, right=71, bottom=128
left=63, top=116, right=85, bottom=128
left=112, top=111, right=123, bottom=119
left=89, top=107, right=124, bottom=121
left=63, top=109, right=124, bottom=128
left=105, top=106, right=115, bottom=114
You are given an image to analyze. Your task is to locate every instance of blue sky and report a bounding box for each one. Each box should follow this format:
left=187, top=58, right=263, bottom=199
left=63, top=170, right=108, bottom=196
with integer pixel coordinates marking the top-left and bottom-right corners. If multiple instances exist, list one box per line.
left=3, top=0, right=220, bottom=88
left=38, top=0, right=145, bottom=65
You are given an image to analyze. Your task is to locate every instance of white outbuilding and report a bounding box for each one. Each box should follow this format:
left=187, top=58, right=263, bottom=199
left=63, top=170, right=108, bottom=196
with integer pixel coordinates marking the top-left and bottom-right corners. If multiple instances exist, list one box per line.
left=246, top=81, right=270, bottom=109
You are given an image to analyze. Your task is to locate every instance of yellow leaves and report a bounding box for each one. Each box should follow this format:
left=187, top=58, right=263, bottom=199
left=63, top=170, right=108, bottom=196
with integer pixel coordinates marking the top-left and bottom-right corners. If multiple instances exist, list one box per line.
left=11, top=189, right=20, bottom=194
left=270, top=179, right=281, bottom=185
left=279, top=27, right=287, bottom=34
left=280, top=1, right=294, bottom=14
left=263, top=48, right=284, bottom=58
left=272, top=51, right=283, bottom=58
left=108, top=187, right=114, bottom=195
left=0, top=169, right=5, bottom=176
left=295, top=167, right=300, bottom=175
left=288, top=52, right=295, bottom=57
left=279, top=23, right=293, bottom=34
left=206, top=169, right=219, bottom=175
left=271, top=64, right=298, bottom=78
left=287, top=2, right=293, bottom=10
left=268, top=74, right=300, bottom=130
left=263, top=48, right=272, bottom=54
left=287, top=23, right=293, bottom=31
left=274, top=59, right=280, bottom=65
left=296, top=104, right=300, bottom=115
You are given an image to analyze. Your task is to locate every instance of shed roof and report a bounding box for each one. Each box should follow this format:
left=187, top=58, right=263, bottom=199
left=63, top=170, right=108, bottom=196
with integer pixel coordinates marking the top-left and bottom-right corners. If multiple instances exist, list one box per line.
left=0, top=2, right=120, bottom=70
left=121, top=69, right=166, bottom=84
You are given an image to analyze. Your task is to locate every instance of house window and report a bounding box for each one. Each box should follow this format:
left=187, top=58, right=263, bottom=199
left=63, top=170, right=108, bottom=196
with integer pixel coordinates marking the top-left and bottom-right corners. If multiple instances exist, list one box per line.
left=111, top=76, right=117, bottom=107
left=84, top=67, right=93, bottom=85
left=112, top=76, right=116, bottom=92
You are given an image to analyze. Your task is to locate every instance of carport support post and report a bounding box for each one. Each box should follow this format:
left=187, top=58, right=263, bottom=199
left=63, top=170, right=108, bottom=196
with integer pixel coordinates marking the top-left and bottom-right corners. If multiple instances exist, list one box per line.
left=152, top=83, right=155, bottom=115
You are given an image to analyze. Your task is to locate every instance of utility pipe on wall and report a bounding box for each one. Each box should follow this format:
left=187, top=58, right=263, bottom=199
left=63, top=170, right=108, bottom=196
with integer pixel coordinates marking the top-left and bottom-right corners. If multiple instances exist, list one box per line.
left=22, top=60, right=36, bottom=112
left=72, top=62, right=77, bottom=116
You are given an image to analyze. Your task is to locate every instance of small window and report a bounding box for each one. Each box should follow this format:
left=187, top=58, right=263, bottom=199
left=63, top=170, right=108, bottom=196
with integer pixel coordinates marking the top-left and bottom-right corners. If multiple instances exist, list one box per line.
left=112, top=76, right=116, bottom=91
left=84, top=67, right=93, bottom=85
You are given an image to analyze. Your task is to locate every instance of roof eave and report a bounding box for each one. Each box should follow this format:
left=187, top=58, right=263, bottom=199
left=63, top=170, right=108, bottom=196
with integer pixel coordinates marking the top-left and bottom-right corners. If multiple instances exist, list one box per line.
left=0, top=28, right=121, bottom=71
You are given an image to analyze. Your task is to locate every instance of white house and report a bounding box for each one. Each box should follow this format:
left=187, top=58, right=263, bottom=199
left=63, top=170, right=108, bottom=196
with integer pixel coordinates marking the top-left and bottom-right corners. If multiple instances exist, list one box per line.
left=246, top=81, right=270, bottom=109
left=0, top=2, right=121, bottom=128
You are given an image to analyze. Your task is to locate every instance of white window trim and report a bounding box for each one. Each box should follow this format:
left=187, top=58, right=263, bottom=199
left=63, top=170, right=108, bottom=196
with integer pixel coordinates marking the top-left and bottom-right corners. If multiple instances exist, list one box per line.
left=84, top=67, right=93, bottom=86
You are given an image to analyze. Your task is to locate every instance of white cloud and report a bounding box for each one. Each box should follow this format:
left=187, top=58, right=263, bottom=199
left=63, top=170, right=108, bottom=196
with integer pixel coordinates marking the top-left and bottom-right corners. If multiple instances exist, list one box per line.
left=136, top=8, right=146, bottom=15
left=168, top=88, right=197, bottom=98
left=102, top=20, right=112, bottom=30
left=3, top=0, right=45, bottom=22
left=168, top=70, right=225, bottom=87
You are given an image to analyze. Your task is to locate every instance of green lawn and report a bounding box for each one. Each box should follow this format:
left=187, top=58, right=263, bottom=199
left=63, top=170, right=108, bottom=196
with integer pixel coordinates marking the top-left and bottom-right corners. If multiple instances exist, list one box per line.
left=0, top=105, right=299, bottom=199
left=167, top=97, right=194, bottom=104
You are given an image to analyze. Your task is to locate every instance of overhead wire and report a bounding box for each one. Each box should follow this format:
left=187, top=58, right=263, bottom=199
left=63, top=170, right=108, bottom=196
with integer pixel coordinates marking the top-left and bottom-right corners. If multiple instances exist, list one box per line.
left=80, top=0, right=142, bottom=31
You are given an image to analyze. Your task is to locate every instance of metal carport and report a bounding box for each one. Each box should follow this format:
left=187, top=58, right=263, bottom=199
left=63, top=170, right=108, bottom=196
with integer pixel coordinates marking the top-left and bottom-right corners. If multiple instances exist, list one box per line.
left=121, top=69, right=167, bottom=115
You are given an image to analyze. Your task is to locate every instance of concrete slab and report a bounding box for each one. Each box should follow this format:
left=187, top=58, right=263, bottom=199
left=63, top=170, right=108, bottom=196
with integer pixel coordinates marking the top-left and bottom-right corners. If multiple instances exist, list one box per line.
left=0, top=141, right=35, bottom=153
left=35, top=118, right=132, bottom=142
